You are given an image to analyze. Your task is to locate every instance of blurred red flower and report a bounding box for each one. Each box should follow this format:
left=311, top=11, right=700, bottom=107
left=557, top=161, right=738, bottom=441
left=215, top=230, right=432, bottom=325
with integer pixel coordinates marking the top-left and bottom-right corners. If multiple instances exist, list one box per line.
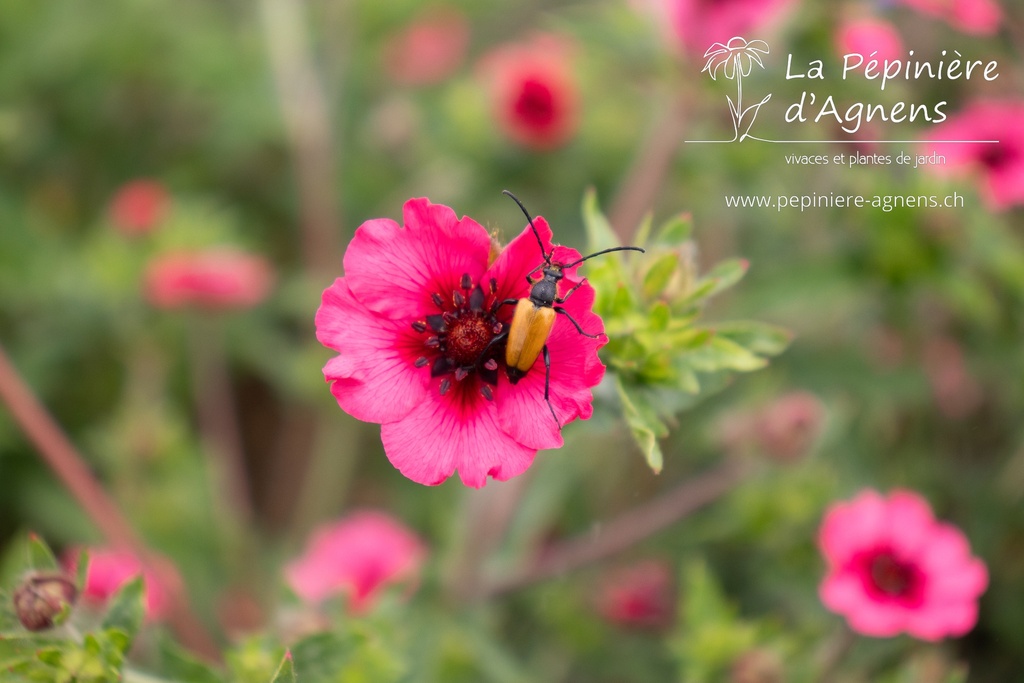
left=315, top=198, right=604, bottom=488
left=67, top=547, right=172, bottom=622
left=144, top=248, right=274, bottom=310
left=108, top=180, right=169, bottom=236
left=819, top=489, right=988, bottom=640
left=668, top=0, right=795, bottom=56
left=921, top=100, right=1024, bottom=211
left=835, top=17, right=904, bottom=64
left=479, top=34, right=579, bottom=150
left=285, top=511, right=426, bottom=613
left=595, top=560, right=675, bottom=629
left=383, top=6, right=469, bottom=85
left=898, top=0, right=1002, bottom=35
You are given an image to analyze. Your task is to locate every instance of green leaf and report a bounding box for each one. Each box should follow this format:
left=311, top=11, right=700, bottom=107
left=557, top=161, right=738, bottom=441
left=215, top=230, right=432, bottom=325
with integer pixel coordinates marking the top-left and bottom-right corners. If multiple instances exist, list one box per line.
left=100, top=577, right=144, bottom=646
left=655, top=213, right=693, bottom=246
left=714, top=321, right=793, bottom=357
left=633, top=212, right=654, bottom=248
left=159, top=636, right=226, bottom=683
left=649, top=301, right=671, bottom=332
left=699, top=258, right=750, bottom=300
left=642, top=253, right=679, bottom=301
left=581, top=188, right=620, bottom=252
left=616, top=377, right=667, bottom=473
left=687, top=336, right=767, bottom=373
left=269, top=651, right=297, bottom=683
left=27, top=533, right=59, bottom=572
left=289, top=632, right=352, bottom=683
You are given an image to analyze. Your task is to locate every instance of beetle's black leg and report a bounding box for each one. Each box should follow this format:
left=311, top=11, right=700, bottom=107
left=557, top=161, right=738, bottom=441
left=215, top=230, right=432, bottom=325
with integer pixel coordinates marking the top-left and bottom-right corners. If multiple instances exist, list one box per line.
left=492, top=297, right=518, bottom=314
left=554, top=307, right=601, bottom=338
left=554, top=277, right=588, bottom=304
left=542, top=345, right=560, bottom=430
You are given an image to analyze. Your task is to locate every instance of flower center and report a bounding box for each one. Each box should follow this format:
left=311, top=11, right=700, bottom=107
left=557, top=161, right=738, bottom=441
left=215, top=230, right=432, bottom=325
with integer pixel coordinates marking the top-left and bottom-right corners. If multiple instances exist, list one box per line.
left=859, top=550, right=925, bottom=606
left=979, top=143, right=1012, bottom=170
left=410, top=273, right=508, bottom=399
left=870, top=554, right=912, bottom=595
left=515, top=78, right=557, bottom=127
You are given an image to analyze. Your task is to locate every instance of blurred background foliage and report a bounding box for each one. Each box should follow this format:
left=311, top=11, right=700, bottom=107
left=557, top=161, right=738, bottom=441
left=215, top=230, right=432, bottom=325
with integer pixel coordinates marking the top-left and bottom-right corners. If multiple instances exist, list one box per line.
left=1, top=0, right=1023, bottom=681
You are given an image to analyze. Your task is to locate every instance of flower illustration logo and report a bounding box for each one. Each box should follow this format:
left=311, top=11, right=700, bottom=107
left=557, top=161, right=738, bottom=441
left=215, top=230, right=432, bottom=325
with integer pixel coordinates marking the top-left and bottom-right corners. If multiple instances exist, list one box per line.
left=701, top=37, right=772, bottom=142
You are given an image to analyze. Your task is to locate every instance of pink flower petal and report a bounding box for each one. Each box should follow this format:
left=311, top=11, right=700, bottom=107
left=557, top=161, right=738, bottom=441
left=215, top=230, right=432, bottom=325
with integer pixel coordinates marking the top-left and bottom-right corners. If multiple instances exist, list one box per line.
left=881, top=489, right=937, bottom=555
left=343, top=199, right=492, bottom=319
left=819, top=490, right=888, bottom=565
left=317, top=278, right=429, bottom=424
left=381, top=386, right=537, bottom=488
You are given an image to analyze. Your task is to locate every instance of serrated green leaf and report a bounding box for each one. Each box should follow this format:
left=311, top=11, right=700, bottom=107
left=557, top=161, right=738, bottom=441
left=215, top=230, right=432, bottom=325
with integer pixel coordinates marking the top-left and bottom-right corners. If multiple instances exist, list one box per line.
left=269, top=651, right=297, bottom=683
left=581, top=188, right=620, bottom=252
left=100, top=577, right=144, bottom=647
left=655, top=213, right=693, bottom=245
left=27, top=534, right=59, bottom=572
left=616, top=377, right=666, bottom=473
left=642, top=253, right=679, bottom=301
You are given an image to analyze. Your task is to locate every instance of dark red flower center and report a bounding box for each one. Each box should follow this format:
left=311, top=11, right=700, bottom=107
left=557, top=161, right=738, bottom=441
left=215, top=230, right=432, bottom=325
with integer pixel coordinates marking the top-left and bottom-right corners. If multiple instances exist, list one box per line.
left=979, top=143, right=1013, bottom=171
left=410, top=273, right=509, bottom=399
left=514, top=78, right=557, bottom=128
left=857, top=549, right=925, bottom=606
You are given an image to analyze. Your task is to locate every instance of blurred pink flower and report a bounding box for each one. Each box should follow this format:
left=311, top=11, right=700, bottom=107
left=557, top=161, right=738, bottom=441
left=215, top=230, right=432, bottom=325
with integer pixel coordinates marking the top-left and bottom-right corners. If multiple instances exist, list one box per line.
left=595, top=560, right=675, bottom=630
left=108, top=180, right=169, bottom=236
left=754, top=391, right=825, bottom=462
left=383, top=6, right=469, bottom=86
left=669, top=0, right=795, bottom=56
left=315, top=198, right=604, bottom=487
left=478, top=34, right=579, bottom=150
left=835, top=17, right=904, bottom=64
left=285, top=511, right=426, bottom=613
left=144, top=248, right=274, bottom=310
left=898, top=0, right=1002, bottom=35
left=819, top=489, right=988, bottom=640
left=67, top=548, right=172, bottom=622
left=921, top=100, right=1024, bottom=211
left=923, top=336, right=983, bottom=419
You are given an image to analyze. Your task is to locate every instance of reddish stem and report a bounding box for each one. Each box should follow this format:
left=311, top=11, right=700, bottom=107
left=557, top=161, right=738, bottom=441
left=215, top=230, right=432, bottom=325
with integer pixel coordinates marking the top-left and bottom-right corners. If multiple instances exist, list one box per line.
left=0, top=343, right=219, bottom=658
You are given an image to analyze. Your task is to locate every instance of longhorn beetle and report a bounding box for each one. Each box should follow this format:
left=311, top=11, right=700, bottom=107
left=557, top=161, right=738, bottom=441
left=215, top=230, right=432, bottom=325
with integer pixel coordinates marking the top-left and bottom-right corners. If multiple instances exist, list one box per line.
left=495, top=190, right=644, bottom=428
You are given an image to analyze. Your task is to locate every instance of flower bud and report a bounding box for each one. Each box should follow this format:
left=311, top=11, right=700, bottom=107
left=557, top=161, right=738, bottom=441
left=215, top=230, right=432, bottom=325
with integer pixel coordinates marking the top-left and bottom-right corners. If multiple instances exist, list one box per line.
left=13, top=572, right=78, bottom=631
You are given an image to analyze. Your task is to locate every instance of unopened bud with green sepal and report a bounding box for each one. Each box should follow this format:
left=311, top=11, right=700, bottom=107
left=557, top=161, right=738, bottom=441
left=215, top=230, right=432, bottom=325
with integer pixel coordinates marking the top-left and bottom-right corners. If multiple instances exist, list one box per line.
left=580, top=190, right=791, bottom=473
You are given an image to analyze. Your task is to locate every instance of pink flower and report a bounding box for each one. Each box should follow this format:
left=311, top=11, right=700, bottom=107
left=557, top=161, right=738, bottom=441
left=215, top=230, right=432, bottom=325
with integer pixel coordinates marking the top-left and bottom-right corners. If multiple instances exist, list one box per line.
left=595, top=560, right=675, bottom=630
left=284, top=511, right=426, bottom=613
left=67, top=548, right=172, bottom=622
left=669, top=0, right=795, bottom=56
left=382, top=6, right=469, bottom=86
left=921, top=100, right=1024, bottom=211
left=754, top=391, right=825, bottom=463
left=819, top=489, right=988, bottom=640
left=144, top=247, right=274, bottom=310
left=835, top=17, right=904, bottom=64
left=108, top=180, right=169, bottom=235
left=898, top=0, right=1002, bottom=35
left=315, top=198, right=605, bottom=488
left=478, top=34, right=579, bottom=150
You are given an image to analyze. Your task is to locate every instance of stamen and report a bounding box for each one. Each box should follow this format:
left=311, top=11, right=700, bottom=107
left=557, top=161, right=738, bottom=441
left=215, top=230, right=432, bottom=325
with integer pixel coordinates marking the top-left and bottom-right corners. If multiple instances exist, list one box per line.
left=414, top=357, right=429, bottom=367
left=453, top=290, right=465, bottom=307
left=484, top=359, right=498, bottom=371
left=425, top=336, right=441, bottom=348
left=460, top=273, right=472, bottom=290
left=411, top=321, right=427, bottom=333
left=454, top=367, right=469, bottom=381
left=431, top=292, right=445, bottom=308
left=469, top=286, right=485, bottom=312
left=481, top=385, right=493, bottom=401
left=439, top=378, right=451, bottom=395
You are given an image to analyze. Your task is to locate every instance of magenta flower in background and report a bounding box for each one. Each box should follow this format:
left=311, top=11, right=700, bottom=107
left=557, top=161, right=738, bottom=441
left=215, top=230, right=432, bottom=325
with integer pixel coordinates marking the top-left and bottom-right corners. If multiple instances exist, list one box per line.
left=108, top=179, right=169, bottom=236
left=921, top=101, right=1024, bottom=211
left=67, top=547, right=172, bottom=622
left=835, top=17, right=904, bottom=64
left=898, top=0, right=1002, bottom=35
left=819, top=489, right=988, bottom=640
left=285, top=511, right=426, bottom=613
left=315, top=198, right=605, bottom=488
left=478, top=34, right=579, bottom=151
left=595, top=560, right=675, bottom=630
left=669, top=0, right=795, bottom=56
left=144, top=247, right=274, bottom=310
left=382, top=6, right=469, bottom=86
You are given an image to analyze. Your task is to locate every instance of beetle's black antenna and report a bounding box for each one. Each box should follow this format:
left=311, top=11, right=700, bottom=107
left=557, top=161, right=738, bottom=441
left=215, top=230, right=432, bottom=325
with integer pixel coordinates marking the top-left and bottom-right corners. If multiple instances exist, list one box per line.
left=502, top=190, right=549, bottom=261
left=563, top=246, right=645, bottom=269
